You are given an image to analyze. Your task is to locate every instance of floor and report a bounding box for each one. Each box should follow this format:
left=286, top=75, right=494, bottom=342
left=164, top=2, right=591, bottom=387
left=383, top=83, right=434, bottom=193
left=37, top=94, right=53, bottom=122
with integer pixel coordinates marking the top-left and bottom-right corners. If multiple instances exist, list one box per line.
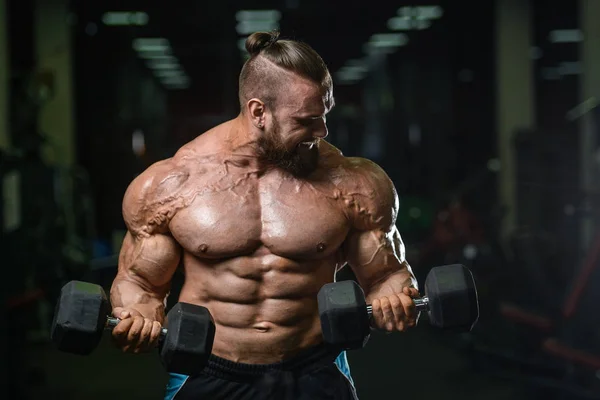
left=15, top=319, right=537, bottom=400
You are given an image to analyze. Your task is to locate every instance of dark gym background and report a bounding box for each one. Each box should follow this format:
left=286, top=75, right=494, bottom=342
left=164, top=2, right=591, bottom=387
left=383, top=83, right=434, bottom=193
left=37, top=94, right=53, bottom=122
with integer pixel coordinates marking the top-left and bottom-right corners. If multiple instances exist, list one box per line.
left=2, top=0, right=600, bottom=399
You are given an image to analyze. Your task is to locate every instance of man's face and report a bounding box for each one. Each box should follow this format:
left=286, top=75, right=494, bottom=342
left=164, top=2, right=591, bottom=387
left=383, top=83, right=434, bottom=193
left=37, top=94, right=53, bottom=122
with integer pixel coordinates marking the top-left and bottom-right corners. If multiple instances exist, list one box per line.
left=257, top=76, right=333, bottom=177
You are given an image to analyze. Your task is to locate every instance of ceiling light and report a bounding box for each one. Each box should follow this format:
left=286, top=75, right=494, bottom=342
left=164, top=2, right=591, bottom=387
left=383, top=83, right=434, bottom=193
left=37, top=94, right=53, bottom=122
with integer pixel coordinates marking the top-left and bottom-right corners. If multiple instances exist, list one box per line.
left=139, top=54, right=177, bottom=62
left=338, top=68, right=364, bottom=79
left=557, top=61, right=582, bottom=75
left=388, top=16, right=431, bottom=31
left=146, top=60, right=180, bottom=70
left=236, top=20, right=279, bottom=35
left=368, top=33, right=409, bottom=48
left=102, top=11, right=149, bottom=26
left=397, top=6, right=443, bottom=19
left=161, top=76, right=190, bottom=85
left=346, top=59, right=368, bottom=72
left=153, top=69, right=185, bottom=78
left=388, top=16, right=412, bottom=31
left=336, top=68, right=364, bottom=83
left=549, top=29, right=584, bottom=43
left=238, top=37, right=248, bottom=51
left=235, top=10, right=281, bottom=21
left=133, top=38, right=170, bottom=52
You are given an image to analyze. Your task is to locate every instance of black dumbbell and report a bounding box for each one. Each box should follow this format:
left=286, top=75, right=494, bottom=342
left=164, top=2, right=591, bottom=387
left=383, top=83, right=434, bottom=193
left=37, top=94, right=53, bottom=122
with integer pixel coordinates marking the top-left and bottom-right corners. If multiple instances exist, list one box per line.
left=318, top=264, right=479, bottom=350
left=51, top=280, right=216, bottom=376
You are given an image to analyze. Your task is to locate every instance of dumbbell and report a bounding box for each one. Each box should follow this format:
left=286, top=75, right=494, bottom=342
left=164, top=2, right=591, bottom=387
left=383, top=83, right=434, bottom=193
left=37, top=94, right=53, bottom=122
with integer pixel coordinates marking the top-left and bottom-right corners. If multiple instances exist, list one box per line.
left=51, top=280, right=216, bottom=376
left=318, top=264, right=479, bottom=350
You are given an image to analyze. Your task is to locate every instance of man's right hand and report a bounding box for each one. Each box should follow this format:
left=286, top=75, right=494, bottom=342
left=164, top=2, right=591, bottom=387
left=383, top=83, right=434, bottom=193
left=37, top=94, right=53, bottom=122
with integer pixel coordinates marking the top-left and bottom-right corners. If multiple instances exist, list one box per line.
left=111, top=307, right=163, bottom=353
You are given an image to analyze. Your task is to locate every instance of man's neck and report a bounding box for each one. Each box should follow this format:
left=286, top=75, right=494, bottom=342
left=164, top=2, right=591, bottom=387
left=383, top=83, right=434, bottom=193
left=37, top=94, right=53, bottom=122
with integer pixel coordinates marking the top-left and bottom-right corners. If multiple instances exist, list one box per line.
left=225, top=114, right=262, bottom=154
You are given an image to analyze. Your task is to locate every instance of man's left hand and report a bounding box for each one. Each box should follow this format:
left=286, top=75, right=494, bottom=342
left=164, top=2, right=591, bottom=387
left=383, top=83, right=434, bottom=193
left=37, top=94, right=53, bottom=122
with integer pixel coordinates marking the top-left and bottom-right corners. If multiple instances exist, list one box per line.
left=370, top=287, right=420, bottom=332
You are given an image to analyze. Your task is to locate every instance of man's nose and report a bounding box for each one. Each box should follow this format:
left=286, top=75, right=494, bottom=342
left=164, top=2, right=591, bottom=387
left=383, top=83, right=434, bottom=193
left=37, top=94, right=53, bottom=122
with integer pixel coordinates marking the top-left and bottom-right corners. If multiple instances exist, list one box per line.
left=313, top=120, right=328, bottom=139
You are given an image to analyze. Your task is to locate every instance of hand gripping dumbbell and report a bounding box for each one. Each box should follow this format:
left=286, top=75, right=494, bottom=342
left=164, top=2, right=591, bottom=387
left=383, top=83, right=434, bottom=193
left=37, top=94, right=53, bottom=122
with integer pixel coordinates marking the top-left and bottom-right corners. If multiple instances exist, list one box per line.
left=51, top=280, right=216, bottom=376
left=318, top=264, right=479, bottom=350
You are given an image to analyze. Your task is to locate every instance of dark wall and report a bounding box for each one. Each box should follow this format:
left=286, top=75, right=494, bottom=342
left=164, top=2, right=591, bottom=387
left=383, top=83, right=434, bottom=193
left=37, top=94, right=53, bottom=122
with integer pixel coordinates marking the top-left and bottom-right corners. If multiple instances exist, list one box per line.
left=383, top=0, right=496, bottom=218
left=7, top=0, right=37, bottom=148
left=72, top=9, right=167, bottom=242
left=525, top=0, right=580, bottom=285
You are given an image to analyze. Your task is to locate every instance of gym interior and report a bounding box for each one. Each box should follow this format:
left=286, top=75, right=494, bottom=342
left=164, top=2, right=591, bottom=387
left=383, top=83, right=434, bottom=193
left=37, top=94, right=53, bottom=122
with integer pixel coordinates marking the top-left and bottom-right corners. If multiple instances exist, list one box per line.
left=2, top=0, right=600, bottom=399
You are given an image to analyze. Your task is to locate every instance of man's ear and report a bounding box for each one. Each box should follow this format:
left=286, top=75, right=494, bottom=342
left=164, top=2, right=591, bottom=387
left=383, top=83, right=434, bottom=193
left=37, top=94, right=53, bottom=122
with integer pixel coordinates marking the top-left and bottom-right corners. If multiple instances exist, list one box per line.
left=247, top=98, right=265, bottom=129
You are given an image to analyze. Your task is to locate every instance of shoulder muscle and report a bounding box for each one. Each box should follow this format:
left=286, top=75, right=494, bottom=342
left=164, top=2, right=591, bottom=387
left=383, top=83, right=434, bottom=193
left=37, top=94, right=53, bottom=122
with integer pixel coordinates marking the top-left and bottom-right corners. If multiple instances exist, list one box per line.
left=339, top=157, right=399, bottom=231
left=122, top=158, right=190, bottom=236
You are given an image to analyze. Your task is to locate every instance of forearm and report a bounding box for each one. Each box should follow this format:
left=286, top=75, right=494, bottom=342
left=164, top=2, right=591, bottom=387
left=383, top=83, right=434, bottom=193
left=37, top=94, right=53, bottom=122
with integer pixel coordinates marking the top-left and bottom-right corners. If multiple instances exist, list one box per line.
left=110, top=275, right=168, bottom=322
left=364, top=263, right=418, bottom=304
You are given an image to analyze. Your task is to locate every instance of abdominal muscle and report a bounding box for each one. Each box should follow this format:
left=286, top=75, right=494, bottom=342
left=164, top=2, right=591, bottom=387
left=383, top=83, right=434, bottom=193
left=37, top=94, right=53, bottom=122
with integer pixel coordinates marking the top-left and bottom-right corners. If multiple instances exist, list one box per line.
left=177, top=251, right=338, bottom=364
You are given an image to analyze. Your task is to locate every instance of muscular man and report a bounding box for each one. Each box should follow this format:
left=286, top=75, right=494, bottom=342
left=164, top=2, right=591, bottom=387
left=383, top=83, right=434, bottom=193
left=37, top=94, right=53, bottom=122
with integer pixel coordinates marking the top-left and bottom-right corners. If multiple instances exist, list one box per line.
left=110, top=31, right=419, bottom=400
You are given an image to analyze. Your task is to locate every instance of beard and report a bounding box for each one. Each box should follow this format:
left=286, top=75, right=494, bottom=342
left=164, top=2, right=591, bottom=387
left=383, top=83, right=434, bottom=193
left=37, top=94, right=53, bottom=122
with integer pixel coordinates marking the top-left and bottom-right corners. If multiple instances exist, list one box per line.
left=256, top=119, right=320, bottom=177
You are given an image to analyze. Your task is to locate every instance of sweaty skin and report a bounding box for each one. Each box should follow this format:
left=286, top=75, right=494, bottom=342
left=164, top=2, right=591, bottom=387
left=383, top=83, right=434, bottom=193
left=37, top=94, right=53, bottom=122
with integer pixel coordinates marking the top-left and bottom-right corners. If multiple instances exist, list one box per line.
left=110, top=76, right=417, bottom=363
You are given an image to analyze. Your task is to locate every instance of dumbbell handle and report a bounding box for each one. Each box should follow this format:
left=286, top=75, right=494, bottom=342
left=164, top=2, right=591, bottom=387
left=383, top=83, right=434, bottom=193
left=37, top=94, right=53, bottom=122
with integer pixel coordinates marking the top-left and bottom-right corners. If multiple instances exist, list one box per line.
left=365, top=296, right=429, bottom=317
left=106, top=298, right=428, bottom=332
left=106, top=317, right=168, bottom=337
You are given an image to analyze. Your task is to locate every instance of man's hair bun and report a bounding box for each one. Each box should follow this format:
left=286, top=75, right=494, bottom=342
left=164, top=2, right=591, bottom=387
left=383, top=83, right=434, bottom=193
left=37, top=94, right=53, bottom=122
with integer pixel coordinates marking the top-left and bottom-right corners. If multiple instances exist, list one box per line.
left=245, top=31, right=281, bottom=56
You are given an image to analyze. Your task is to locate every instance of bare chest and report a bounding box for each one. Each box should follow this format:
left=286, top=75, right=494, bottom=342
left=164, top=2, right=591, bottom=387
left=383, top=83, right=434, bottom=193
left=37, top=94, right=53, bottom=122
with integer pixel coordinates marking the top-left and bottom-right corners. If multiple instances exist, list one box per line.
left=168, top=172, right=349, bottom=259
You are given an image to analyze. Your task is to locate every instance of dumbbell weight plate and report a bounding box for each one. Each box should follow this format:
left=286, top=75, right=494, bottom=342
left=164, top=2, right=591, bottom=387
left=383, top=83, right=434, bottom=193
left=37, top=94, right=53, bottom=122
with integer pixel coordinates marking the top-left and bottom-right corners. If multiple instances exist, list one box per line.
left=50, top=280, right=110, bottom=355
left=318, top=280, right=371, bottom=350
left=160, top=302, right=216, bottom=376
left=424, top=264, right=479, bottom=331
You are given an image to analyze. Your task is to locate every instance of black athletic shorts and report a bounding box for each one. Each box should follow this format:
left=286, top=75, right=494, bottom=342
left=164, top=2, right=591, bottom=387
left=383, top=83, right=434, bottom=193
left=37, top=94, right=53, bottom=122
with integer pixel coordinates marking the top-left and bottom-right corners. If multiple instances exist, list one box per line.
left=164, top=344, right=358, bottom=399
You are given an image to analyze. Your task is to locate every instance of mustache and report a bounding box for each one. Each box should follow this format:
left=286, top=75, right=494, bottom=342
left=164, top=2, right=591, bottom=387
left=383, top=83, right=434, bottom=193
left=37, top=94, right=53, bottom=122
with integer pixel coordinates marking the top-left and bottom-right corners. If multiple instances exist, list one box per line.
left=256, top=135, right=319, bottom=177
